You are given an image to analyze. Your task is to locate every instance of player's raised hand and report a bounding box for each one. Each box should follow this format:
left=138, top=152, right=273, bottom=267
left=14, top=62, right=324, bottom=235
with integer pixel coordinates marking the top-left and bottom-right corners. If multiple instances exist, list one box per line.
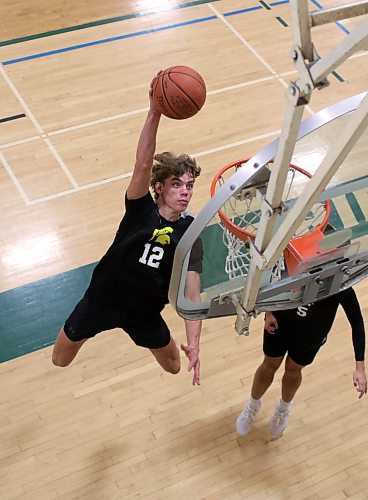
left=149, top=70, right=163, bottom=112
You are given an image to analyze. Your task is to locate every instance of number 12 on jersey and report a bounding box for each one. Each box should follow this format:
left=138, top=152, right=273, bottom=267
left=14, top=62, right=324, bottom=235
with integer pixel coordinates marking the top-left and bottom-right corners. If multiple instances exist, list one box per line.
left=139, top=243, right=164, bottom=268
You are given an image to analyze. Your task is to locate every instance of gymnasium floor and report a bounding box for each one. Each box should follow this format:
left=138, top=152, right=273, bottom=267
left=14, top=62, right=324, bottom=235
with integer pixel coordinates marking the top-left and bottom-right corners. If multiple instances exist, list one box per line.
left=0, top=1, right=368, bottom=498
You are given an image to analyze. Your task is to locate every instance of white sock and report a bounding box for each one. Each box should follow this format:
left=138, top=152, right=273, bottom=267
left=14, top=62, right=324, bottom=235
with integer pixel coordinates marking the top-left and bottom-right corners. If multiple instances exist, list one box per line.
left=278, top=398, right=292, bottom=411
left=249, top=397, right=261, bottom=408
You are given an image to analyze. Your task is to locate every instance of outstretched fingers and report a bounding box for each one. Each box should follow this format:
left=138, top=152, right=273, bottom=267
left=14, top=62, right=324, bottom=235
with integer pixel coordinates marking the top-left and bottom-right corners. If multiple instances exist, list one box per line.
left=353, top=370, right=367, bottom=399
left=181, top=344, right=200, bottom=385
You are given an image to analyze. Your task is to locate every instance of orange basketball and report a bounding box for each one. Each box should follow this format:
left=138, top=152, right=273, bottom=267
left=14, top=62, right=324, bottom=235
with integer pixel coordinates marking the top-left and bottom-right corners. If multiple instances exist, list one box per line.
left=152, top=66, right=206, bottom=120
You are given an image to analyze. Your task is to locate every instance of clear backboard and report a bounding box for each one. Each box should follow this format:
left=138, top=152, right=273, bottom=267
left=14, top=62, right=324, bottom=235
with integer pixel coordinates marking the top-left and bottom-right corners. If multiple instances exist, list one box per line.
left=169, top=93, right=368, bottom=325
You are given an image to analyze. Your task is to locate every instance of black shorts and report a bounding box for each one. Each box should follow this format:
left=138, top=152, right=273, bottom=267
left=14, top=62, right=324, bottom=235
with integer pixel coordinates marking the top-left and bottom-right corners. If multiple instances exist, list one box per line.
left=63, top=297, right=171, bottom=349
left=263, top=329, right=327, bottom=366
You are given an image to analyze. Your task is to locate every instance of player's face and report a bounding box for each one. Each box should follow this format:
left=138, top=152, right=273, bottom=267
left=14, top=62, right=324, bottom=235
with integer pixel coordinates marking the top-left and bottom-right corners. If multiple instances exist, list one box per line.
left=157, top=172, right=194, bottom=212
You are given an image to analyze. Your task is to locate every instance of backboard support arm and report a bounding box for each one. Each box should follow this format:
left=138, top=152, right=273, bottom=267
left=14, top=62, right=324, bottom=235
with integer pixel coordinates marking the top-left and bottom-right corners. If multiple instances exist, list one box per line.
left=236, top=0, right=368, bottom=334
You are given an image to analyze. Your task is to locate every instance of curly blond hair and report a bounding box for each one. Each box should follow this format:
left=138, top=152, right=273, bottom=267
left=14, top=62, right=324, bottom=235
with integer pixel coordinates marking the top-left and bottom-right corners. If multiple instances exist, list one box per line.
left=150, top=152, right=201, bottom=199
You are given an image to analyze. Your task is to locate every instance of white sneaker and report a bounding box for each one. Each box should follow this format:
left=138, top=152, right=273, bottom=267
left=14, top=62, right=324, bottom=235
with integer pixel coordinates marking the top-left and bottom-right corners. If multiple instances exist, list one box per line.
left=236, top=399, right=261, bottom=436
left=269, top=400, right=291, bottom=439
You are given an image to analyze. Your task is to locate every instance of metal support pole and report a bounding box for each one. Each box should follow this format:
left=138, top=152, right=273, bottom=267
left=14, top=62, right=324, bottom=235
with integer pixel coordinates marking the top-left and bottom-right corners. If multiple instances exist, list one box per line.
left=311, top=1, right=368, bottom=27
left=263, top=92, right=368, bottom=269
left=308, top=18, right=368, bottom=83
left=291, top=0, right=314, bottom=62
left=236, top=89, right=307, bottom=334
left=235, top=3, right=368, bottom=333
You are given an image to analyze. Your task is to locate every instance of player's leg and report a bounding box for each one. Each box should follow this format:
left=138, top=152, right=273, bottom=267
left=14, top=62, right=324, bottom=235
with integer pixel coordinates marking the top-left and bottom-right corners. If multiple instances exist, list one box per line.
left=123, top=312, right=181, bottom=375
left=237, top=326, right=288, bottom=435
left=281, top=355, right=304, bottom=402
left=269, top=348, right=318, bottom=439
left=236, top=355, right=285, bottom=436
left=236, top=325, right=288, bottom=435
left=52, top=297, right=120, bottom=367
left=52, top=328, right=87, bottom=367
left=251, top=354, right=285, bottom=399
left=269, top=355, right=303, bottom=439
left=149, top=336, right=181, bottom=374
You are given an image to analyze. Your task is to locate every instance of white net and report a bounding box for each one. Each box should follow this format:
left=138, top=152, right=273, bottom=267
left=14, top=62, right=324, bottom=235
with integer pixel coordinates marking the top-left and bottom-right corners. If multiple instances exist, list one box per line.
left=213, top=161, right=330, bottom=280
left=222, top=228, right=251, bottom=280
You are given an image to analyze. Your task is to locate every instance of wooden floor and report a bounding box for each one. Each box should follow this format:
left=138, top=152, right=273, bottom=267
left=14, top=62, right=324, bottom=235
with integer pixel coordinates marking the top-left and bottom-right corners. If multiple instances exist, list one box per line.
left=1, top=0, right=368, bottom=498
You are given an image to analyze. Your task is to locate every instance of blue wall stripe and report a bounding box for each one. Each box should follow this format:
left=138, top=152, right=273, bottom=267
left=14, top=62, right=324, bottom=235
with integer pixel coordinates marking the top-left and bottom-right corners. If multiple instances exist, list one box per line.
left=2, top=1, right=291, bottom=66
left=2, top=16, right=217, bottom=65
left=271, top=0, right=290, bottom=5
left=2, top=1, right=351, bottom=66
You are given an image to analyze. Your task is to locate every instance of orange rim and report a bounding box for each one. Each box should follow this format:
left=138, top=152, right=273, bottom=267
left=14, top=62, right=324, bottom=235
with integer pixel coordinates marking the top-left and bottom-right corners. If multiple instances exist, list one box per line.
left=210, top=158, right=331, bottom=244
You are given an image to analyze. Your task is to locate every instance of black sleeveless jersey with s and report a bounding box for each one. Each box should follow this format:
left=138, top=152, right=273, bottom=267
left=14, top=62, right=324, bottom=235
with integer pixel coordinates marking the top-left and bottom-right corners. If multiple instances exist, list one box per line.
left=272, top=287, right=365, bottom=360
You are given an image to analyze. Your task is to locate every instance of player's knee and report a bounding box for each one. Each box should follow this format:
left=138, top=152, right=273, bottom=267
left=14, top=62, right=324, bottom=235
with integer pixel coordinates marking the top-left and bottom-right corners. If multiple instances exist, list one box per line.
left=150, top=339, right=181, bottom=374
left=285, top=357, right=303, bottom=373
left=166, top=359, right=181, bottom=375
left=160, top=355, right=181, bottom=374
left=52, top=352, right=72, bottom=367
left=262, top=358, right=280, bottom=374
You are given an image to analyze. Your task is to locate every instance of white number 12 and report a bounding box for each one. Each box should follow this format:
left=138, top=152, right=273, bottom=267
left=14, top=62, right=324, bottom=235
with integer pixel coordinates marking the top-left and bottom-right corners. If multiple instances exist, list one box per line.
left=139, top=244, right=164, bottom=268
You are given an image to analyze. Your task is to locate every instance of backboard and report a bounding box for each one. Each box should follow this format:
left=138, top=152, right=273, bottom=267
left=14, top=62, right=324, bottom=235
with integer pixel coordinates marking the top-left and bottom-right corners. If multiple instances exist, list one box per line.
left=169, top=93, right=368, bottom=325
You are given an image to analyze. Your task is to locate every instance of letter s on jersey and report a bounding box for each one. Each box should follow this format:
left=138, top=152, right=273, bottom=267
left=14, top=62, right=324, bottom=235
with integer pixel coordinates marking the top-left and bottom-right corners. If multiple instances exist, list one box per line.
left=296, top=306, right=308, bottom=317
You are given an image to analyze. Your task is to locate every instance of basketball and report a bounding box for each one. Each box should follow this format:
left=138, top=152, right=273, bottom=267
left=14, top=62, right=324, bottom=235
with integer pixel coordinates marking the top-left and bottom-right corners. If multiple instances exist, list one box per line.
left=152, top=66, right=206, bottom=120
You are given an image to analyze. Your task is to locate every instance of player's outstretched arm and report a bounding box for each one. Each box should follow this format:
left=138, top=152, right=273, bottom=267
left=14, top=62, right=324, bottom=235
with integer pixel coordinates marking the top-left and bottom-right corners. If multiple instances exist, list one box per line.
left=127, top=74, right=162, bottom=200
left=339, top=288, right=366, bottom=398
left=181, top=270, right=202, bottom=385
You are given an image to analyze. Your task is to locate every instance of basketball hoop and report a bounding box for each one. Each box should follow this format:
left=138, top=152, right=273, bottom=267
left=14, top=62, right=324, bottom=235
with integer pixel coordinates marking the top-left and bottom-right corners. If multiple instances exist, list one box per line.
left=210, top=158, right=331, bottom=279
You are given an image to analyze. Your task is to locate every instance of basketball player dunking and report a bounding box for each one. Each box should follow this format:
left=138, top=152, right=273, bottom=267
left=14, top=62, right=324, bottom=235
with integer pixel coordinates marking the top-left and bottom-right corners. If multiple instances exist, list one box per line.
left=52, top=75, right=203, bottom=385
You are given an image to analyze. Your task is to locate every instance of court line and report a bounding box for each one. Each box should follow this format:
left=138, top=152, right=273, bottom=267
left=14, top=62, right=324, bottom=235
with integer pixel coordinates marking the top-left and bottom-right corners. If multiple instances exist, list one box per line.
left=47, top=72, right=296, bottom=136
left=351, top=51, right=368, bottom=60
left=0, top=64, right=79, bottom=189
left=27, top=172, right=133, bottom=205
left=0, top=1, right=355, bottom=67
left=0, top=0, right=225, bottom=47
left=310, top=0, right=350, bottom=35
left=1, top=42, right=360, bottom=206
left=208, top=4, right=278, bottom=76
left=0, top=71, right=291, bottom=204
left=208, top=1, right=314, bottom=114
left=1, top=1, right=290, bottom=66
left=0, top=135, right=42, bottom=150
left=0, top=71, right=297, bottom=149
left=47, top=107, right=152, bottom=136
left=0, top=151, right=30, bottom=204
left=44, top=137, right=80, bottom=188
left=0, top=70, right=288, bottom=206
left=1, top=17, right=217, bottom=65
left=259, top=1, right=272, bottom=11
left=191, top=130, right=281, bottom=158
left=0, top=65, right=42, bottom=135
left=0, top=0, right=354, bottom=67
left=1, top=3, right=364, bottom=205
left=275, top=15, right=288, bottom=27
left=0, top=1, right=287, bottom=48
left=209, top=3, right=341, bottom=117
left=26, top=130, right=282, bottom=205
left=0, top=113, right=26, bottom=123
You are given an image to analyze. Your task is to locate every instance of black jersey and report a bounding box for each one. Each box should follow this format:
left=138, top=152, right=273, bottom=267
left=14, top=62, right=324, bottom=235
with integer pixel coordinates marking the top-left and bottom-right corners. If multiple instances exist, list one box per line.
left=272, top=287, right=365, bottom=360
left=85, top=192, right=202, bottom=312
